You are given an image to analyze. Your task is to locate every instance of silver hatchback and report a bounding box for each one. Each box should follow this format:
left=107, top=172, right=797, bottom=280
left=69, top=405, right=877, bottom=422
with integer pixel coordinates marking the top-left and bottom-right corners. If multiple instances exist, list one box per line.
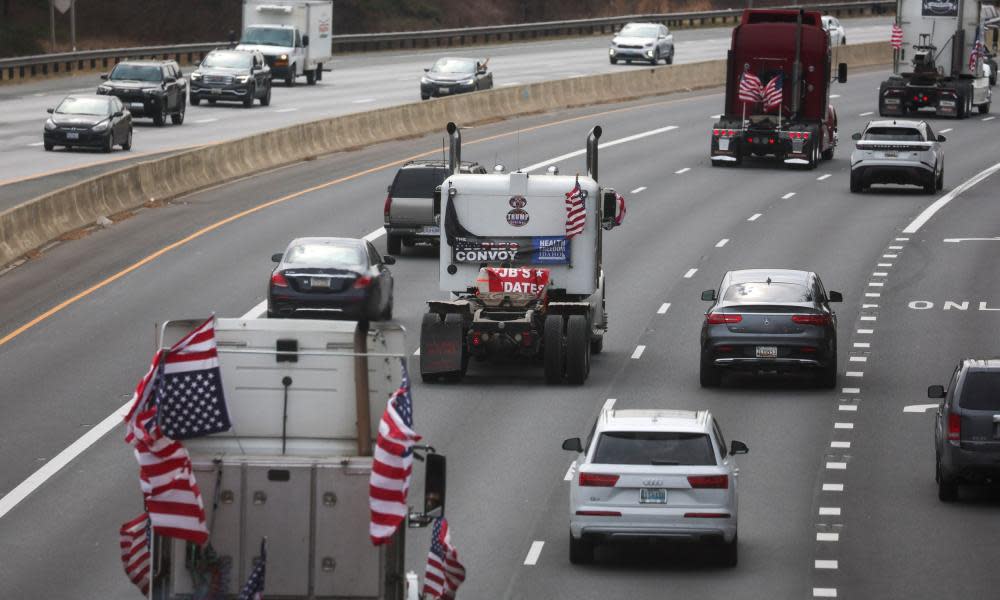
left=609, top=22, right=674, bottom=65
left=850, top=119, right=945, bottom=193
left=562, top=406, right=747, bottom=565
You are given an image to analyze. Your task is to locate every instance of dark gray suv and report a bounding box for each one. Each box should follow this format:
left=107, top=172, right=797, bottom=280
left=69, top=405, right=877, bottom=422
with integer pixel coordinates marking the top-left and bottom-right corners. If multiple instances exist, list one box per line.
left=931, top=359, right=1000, bottom=501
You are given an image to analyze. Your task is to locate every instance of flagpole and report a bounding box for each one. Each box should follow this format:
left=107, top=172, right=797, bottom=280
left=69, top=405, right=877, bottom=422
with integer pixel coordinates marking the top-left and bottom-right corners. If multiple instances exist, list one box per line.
left=147, top=530, right=155, bottom=600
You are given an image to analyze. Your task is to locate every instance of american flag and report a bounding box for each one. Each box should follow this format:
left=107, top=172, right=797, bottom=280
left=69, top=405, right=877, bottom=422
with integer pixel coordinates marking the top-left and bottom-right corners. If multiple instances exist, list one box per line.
left=762, top=73, right=783, bottom=112
left=422, top=518, right=466, bottom=599
left=237, top=539, right=267, bottom=600
left=614, top=191, right=626, bottom=226
left=891, top=23, right=903, bottom=50
left=119, top=512, right=151, bottom=595
left=369, top=360, right=422, bottom=545
left=738, top=69, right=763, bottom=103
left=564, top=177, right=586, bottom=239
left=970, top=27, right=984, bottom=71
left=156, top=317, right=231, bottom=440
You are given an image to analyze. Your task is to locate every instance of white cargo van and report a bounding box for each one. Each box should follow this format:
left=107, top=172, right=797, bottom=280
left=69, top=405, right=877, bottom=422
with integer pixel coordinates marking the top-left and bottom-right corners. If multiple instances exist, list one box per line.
left=238, top=0, right=333, bottom=86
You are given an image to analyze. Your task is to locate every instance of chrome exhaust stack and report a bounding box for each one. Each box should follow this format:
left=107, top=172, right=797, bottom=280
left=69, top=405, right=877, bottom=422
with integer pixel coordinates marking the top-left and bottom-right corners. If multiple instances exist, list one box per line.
left=586, top=125, right=602, bottom=181
left=447, top=122, right=462, bottom=175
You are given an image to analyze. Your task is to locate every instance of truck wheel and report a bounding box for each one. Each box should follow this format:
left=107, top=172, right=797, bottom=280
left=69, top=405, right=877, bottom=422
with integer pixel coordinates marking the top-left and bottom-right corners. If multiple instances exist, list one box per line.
left=821, top=138, right=834, bottom=160
left=190, top=96, right=201, bottom=106
left=386, top=234, right=402, bottom=256
left=565, top=315, right=590, bottom=385
left=306, top=69, right=317, bottom=85
left=316, top=63, right=323, bottom=81
left=260, top=84, right=271, bottom=106
left=285, top=69, right=295, bottom=87
left=979, top=101, right=990, bottom=114
left=590, top=335, right=604, bottom=354
left=543, top=315, right=564, bottom=384
left=569, top=533, right=594, bottom=564
left=957, top=90, right=967, bottom=118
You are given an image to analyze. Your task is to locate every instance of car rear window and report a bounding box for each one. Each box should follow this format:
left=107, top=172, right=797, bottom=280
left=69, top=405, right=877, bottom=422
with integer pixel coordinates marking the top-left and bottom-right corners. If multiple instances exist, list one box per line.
left=723, top=281, right=811, bottom=303
left=863, top=127, right=924, bottom=142
left=391, top=168, right=447, bottom=198
left=592, top=432, right=717, bottom=466
left=284, top=243, right=364, bottom=268
left=959, top=371, right=1000, bottom=410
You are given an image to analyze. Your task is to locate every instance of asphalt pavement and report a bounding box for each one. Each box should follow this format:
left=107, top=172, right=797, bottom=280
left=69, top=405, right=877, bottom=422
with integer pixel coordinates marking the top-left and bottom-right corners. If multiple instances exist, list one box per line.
left=2, top=62, right=1000, bottom=599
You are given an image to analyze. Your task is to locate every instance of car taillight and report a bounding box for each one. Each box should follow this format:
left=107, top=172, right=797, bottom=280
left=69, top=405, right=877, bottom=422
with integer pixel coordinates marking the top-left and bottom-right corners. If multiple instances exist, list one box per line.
left=579, top=473, right=619, bottom=487
left=688, top=475, right=729, bottom=489
left=684, top=512, right=731, bottom=518
left=706, top=313, right=742, bottom=325
left=384, top=194, right=392, bottom=219
left=792, top=314, right=831, bottom=326
left=716, top=345, right=734, bottom=353
left=947, top=412, right=961, bottom=441
left=800, top=346, right=818, bottom=353
left=353, top=276, right=373, bottom=288
left=727, top=129, right=735, bottom=137
left=576, top=510, right=622, bottom=516
left=713, top=128, right=720, bottom=136
left=270, top=272, right=289, bottom=288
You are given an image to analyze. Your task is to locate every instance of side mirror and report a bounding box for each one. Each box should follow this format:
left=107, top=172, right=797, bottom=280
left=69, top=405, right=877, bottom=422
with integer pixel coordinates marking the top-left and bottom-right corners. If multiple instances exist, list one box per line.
left=600, top=189, right=622, bottom=230
left=271, top=253, right=283, bottom=263
left=928, top=384, right=946, bottom=399
left=851, top=132, right=862, bottom=141
left=302, top=34, right=310, bottom=47
left=938, top=134, right=947, bottom=142
left=837, top=62, right=848, bottom=83
left=47, top=108, right=54, bottom=114
left=164, top=76, right=176, bottom=84
left=424, top=67, right=430, bottom=72
left=383, top=255, right=396, bottom=265
left=562, top=437, right=584, bottom=453
left=477, top=67, right=487, bottom=75
left=433, top=186, right=442, bottom=216
left=730, top=440, right=749, bottom=455
left=701, top=289, right=717, bottom=302
left=424, top=452, right=446, bottom=519
left=828, top=290, right=843, bottom=303
left=113, top=111, right=124, bottom=118
left=100, top=73, right=108, bottom=80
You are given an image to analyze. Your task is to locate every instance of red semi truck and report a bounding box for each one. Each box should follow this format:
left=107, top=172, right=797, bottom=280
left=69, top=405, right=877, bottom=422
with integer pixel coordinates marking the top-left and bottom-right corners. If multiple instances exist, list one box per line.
left=710, top=9, right=848, bottom=169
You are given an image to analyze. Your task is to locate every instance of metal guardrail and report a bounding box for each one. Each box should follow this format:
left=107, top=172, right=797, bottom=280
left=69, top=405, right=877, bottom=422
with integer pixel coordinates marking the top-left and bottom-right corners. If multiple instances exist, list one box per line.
left=0, top=1, right=893, bottom=84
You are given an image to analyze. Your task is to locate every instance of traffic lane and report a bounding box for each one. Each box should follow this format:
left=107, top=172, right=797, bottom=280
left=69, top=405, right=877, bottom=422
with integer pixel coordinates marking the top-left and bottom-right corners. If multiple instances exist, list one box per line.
left=834, top=180, right=1000, bottom=598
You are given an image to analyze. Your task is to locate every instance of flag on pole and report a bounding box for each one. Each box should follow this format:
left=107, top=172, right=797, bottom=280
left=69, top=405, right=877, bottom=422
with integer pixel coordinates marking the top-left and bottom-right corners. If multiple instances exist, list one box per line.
left=237, top=538, right=267, bottom=600
left=970, top=27, right=984, bottom=71
left=738, top=69, right=763, bottom=103
left=422, top=517, right=466, bottom=599
left=119, top=513, right=152, bottom=595
left=762, top=73, right=784, bottom=112
left=613, top=191, right=626, bottom=226
left=564, top=177, right=586, bottom=239
left=891, top=23, right=903, bottom=50
left=369, top=361, right=422, bottom=545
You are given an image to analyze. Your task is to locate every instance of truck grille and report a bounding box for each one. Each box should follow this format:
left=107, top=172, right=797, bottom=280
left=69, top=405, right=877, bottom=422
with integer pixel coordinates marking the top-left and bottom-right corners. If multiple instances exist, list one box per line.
left=204, top=75, right=234, bottom=85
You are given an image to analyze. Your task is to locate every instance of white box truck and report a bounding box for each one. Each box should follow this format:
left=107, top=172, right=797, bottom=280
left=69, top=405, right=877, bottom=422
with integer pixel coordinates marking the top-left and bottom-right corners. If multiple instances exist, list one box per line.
left=238, top=0, right=334, bottom=86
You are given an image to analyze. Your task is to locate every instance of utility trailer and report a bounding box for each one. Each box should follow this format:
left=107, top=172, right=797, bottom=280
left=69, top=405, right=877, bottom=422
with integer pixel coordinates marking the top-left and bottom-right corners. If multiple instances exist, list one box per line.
left=879, top=0, right=995, bottom=117
left=419, top=123, right=625, bottom=385
left=710, top=9, right=848, bottom=169
left=146, top=318, right=439, bottom=600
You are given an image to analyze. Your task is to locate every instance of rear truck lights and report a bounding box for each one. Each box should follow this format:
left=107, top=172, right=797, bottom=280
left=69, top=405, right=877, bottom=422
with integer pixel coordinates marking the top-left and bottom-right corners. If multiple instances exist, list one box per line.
left=788, top=132, right=810, bottom=140
left=684, top=512, right=731, bottom=518
left=947, top=412, right=961, bottom=441
left=471, top=331, right=483, bottom=346
left=687, top=474, right=729, bottom=489
left=769, top=137, right=775, bottom=145
left=579, top=473, right=620, bottom=487
left=383, top=194, right=392, bottom=218
left=791, top=314, right=832, bottom=326
left=576, top=510, right=622, bottom=517
left=270, top=272, right=289, bottom=288
left=706, top=313, right=742, bottom=325
left=713, top=129, right=737, bottom=137
left=352, top=276, right=373, bottom=289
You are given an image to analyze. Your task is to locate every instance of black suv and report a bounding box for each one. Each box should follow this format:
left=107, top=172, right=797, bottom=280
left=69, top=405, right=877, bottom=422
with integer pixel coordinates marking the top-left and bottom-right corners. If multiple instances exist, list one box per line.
left=931, top=359, right=1000, bottom=501
left=190, top=49, right=272, bottom=108
left=97, top=60, right=187, bottom=126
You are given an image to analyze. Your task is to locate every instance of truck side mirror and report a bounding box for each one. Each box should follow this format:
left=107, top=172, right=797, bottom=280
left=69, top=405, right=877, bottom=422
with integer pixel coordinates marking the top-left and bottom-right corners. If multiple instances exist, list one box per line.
left=928, top=385, right=946, bottom=399
left=561, top=437, right=583, bottom=453
left=424, top=453, right=446, bottom=519
left=433, top=186, right=442, bottom=216
left=701, top=289, right=716, bottom=301
left=851, top=132, right=862, bottom=141
left=828, top=290, right=843, bottom=303
left=302, top=34, right=310, bottom=47
left=837, top=62, right=848, bottom=83
left=601, top=189, right=622, bottom=230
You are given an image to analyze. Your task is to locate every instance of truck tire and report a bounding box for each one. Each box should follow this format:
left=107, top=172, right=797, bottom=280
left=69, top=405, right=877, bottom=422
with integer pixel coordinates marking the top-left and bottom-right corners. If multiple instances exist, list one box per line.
left=190, top=96, right=201, bottom=106
left=306, top=69, right=317, bottom=85
left=543, top=315, right=564, bottom=384
left=957, top=89, right=967, bottom=118
left=316, top=63, right=323, bottom=81
left=285, top=68, right=296, bottom=87
left=565, top=315, right=590, bottom=385
left=386, top=234, right=402, bottom=256
left=821, top=135, right=835, bottom=160
left=590, top=335, right=604, bottom=354
left=979, top=100, right=990, bottom=114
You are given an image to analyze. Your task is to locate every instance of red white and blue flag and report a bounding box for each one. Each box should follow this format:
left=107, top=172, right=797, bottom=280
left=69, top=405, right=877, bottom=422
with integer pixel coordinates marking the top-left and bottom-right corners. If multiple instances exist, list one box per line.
left=422, top=517, right=466, bottom=599
left=369, top=360, right=422, bottom=545
left=237, top=538, right=267, bottom=600
left=891, top=23, right=903, bottom=50
left=762, top=73, right=784, bottom=112
left=738, top=69, right=763, bottom=103
left=119, top=512, right=152, bottom=595
left=970, top=27, right=984, bottom=71
left=564, top=177, right=586, bottom=239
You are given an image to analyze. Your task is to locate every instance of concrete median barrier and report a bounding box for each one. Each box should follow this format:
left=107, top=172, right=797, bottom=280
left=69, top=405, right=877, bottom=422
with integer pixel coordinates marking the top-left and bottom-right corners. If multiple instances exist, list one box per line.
left=0, top=41, right=889, bottom=267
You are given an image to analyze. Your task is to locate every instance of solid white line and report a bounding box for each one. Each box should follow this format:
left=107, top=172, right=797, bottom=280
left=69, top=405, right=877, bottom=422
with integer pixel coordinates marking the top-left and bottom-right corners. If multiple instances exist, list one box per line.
left=823, top=483, right=844, bottom=492
left=817, top=532, right=840, bottom=542
left=524, top=541, right=545, bottom=565
left=831, top=441, right=851, bottom=448
left=499, top=81, right=523, bottom=87
left=826, top=462, right=847, bottom=470
left=274, top=107, right=299, bottom=113
left=817, top=174, right=831, bottom=181
left=834, top=422, right=854, bottom=430
left=813, top=588, right=838, bottom=598
left=939, top=128, right=953, bottom=133
left=903, top=161, right=1000, bottom=234
left=846, top=371, right=864, bottom=378
left=983, top=116, right=995, bottom=121
left=675, top=167, right=691, bottom=174
left=849, top=356, right=867, bottom=362
left=657, top=303, right=671, bottom=314
left=815, top=560, right=839, bottom=569
left=603, top=398, right=617, bottom=412
left=716, top=238, right=729, bottom=248
left=631, top=186, right=647, bottom=194
left=819, top=507, right=841, bottom=516
left=564, top=461, right=576, bottom=481
left=521, top=126, right=677, bottom=172
left=364, top=227, right=386, bottom=242
left=857, top=329, right=874, bottom=334
left=684, top=268, right=698, bottom=278
left=839, top=404, right=858, bottom=412
left=631, top=345, right=646, bottom=359
left=352, top=98, right=376, bottom=104
left=904, top=403, right=939, bottom=413
left=781, top=192, right=796, bottom=199
left=843, top=387, right=860, bottom=394
left=748, top=213, right=762, bottom=221
left=853, top=342, right=870, bottom=348
left=241, top=300, right=268, bottom=319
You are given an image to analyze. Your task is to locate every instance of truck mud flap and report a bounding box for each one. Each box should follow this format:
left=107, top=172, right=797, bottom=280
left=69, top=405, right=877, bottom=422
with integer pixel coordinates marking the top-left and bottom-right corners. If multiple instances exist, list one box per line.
left=420, top=313, right=465, bottom=378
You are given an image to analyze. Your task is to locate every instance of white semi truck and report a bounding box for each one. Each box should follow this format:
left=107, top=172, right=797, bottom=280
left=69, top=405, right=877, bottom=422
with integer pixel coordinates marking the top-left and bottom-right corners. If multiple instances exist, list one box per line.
left=147, top=318, right=440, bottom=600
left=879, top=0, right=994, bottom=117
left=238, top=0, right=334, bottom=86
left=419, top=123, right=626, bottom=385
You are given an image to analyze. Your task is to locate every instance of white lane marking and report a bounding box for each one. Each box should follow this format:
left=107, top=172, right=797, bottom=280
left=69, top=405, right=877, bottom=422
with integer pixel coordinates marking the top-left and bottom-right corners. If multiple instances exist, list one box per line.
left=657, top=303, right=671, bottom=314
left=564, top=461, right=576, bottom=481
left=27, top=142, right=44, bottom=147
left=834, top=422, right=854, bottom=430
left=903, top=161, right=1000, bottom=234
left=684, top=268, right=698, bottom=278
left=849, top=356, right=867, bottom=363
left=500, top=81, right=523, bottom=87
left=862, top=304, right=878, bottom=309
left=631, top=186, right=647, bottom=194
left=830, top=94, right=841, bottom=99
left=364, top=227, right=386, bottom=242
left=521, top=126, right=678, bottom=172
left=895, top=237, right=910, bottom=241
left=0, top=401, right=132, bottom=521
left=943, top=236, right=1000, bottom=243
left=193, top=118, right=219, bottom=123
left=983, top=116, right=996, bottom=121
left=352, top=98, right=376, bottom=104
left=860, top=315, right=877, bottom=320
left=274, top=107, right=299, bottom=113
left=865, top=293, right=881, bottom=298
left=888, top=245, right=903, bottom=250
left=853, top=342, right=870, bottom=348
left=815, top=560, right=839, bottom=569
left=839, top=404, right=858, bottom=412
left=603, top=398, right=617, bottom=412
left=859, top=111, right=874, bottom=116
left=748, top=213, right=762, bottom=221
left=631, top=345, right=646, bottom=359
left=675, top=167, right=691, bottom=174
left=823, top=483, right=844, bottom=492
left=857, top=329, right=874, bottom=334
left=817, top=174, right=831, bottom=181
left=781, top=192, right=796, bottom=199
left=414, top=348, right=421, bottom=356
left=868, top=282, right=884, bottom=288
left=883, top=253, right=898, bottom=258
left=826, top=462, right=847, bottom=470
left=716, top=238, right=729, bottom=248
left=241, top=300, right=268, bottom=319
left=817, top=532, right=840, bottom=542
left=831, top=441, right=851, bottom=448
left=846, top=371, right=864, bottom=378
left=813, top=589, right=838, bottom=598
left=710, top=114, right=722, bottom=119
left=904, top=403, right=939, bottom=413
left=939, top=128, right=953, bottom=133
left=842, top=387, right=860, bottom=394
left=819, top=507, right=841, bottom=516
left=873, top=272, right=888, bottom=277
left=523, top=541, right=545, bottom=565
left=877, top=263, right=893, bottom=267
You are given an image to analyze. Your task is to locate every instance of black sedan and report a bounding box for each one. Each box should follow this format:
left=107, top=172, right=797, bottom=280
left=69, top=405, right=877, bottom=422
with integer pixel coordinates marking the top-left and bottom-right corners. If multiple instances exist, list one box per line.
left=699, top=269, right=842, bottom=388
left=420, top=57, right=493, bottom=100
left=190, top=49, right=272, bottom=108
left=43, top=94, right=133, bottom=153
left=268, top=237, right=395, bottom=321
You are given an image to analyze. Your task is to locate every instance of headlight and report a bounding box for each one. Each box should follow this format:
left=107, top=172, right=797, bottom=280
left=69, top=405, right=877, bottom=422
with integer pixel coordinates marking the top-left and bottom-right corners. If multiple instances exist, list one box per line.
left=97, top=85, right=111, bottom=94
left=191, top=72, right=202, bottom=80
left=279, top=54, right=288, bottom=61
left=91, top=120, right=110, bottom=132
left=237, top=75, right=251, bottom=83
left=44, top=119, right=57, bottom=131
left=461, top=78, right=475, bottom=85
left=420, top=76, right=431, bottom=84
left=646, top=50, right=654, bottom=57
left=609, top=48, right=616, bottom=56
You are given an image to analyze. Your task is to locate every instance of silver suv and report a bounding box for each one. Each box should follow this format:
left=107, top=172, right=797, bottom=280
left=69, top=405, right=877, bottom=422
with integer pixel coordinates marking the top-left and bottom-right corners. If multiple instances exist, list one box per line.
left=850, top=119, right=945, bottom=193
left=562, top=407, right=747, bottom=565
left=931, top=359, right=1000, bottom=501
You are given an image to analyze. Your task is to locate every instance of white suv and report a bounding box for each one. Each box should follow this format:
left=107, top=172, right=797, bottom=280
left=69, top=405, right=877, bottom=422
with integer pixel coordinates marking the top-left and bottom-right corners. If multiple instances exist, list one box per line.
left=562, top=408, right=747, bottom=565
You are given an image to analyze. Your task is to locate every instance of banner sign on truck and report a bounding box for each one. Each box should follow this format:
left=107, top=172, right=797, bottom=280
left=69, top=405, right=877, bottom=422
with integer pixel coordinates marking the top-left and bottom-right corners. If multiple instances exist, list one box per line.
left=451, top=237, right=570, bottom=265
left=922, top=0, right=958, bottom=17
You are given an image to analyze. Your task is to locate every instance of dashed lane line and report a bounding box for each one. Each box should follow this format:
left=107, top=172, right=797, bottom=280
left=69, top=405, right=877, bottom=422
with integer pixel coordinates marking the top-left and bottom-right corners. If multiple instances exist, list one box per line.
left=842, top=387, right=860, bottom=394
left=817, top=532, right=840, bottom=542
left=834, top=423, right=854, bottom=430
left=831, top=441, right=851, bottom=448
left=193, top=118, right=219, bottom=123
left=675, top=167, right=691, bottom=174
left=853, top=342, right=870, bottom=348
left=413, top=348, right=420, bottom=356
left=857, top=329, right=874, bottom=334
left=748, top=213, right=762, bottom=221
left=838, top=404, right=858, bottom=412
left=716, top=238, right=729, bottom=248
left=274, top=108, right=299, bottom=113
left=859, top=111, right=874, bottom=116
left=849, top=356, right=868, bottom=362
left=823, top=483, right=844, bottom=492
left=846, top=371, right=864, bottom=378
left=782, top=192, right=796, bottom=199
left=684, top=268, right=698, bottom=278
left=657, top=303, right=671, bottom=314
left=819, top=507, right=841, bottom=516
left=813, top=588, right=837, bottom=598
left=817, top=174, right=831, bottom=181
left=939, top=128, right=953, bottom=133
left=631, top=345, right=646, bottom=359
left=983, top=116, right=996, bottom=121
left=564, top=461, right=576, bottom=481
left=904, top=404, right=938, bottom=413
left=826, top=462, right=847, bottom=470
left=631, top=186, right=647, bottom=193
left=865, top=292, right=881, bottom=298
left=524, top=541, right=545, bottom=566
left=815, top=560, right=839, bottom=569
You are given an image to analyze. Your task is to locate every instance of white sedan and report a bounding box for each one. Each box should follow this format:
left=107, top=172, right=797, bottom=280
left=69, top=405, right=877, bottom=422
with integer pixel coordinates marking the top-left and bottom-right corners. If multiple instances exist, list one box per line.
left=822, top=15, right=847, bottom=46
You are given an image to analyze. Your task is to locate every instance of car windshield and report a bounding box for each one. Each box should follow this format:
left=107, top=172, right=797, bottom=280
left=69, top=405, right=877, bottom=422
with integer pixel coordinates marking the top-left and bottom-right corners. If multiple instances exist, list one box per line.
left=592, top=431, right=717, bottom=466
left=284, top=243, right=365, bottom=269
left=110, top=64, right=162, bottom=82
left=202, top=52, right=253, bottom=69
left=242, top=26, right=294, bottom=47
left=863, top=127, right=924, bottom=142
left=620, top=24, right=659, bottom=37
left=431, top=58, right=476, bottom=74
left=723, top=281, right=812, bottom=303
left=391, top=167, right=448, bottom=198
left=959, top=371, right=1000, bottom=410
left=55, top=97, right=111, bottom=116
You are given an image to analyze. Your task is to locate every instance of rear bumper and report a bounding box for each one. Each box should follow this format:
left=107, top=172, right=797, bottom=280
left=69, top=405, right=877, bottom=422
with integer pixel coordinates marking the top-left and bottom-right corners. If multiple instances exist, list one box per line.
left=703, top=335, right=834, bottom=370
left=940, top=444, right=1000, bottom=481
left=268, top=289, right=370, bottom=318
left=852, top=162, right=934, bottom=186
left=385, top=223, right=440, bottom=240
left=571, top=518, right=736, bottom=543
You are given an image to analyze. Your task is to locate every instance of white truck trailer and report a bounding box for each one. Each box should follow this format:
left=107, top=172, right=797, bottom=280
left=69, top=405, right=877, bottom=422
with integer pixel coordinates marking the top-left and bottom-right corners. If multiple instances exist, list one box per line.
left=879, top=0, right=994, bottom=117
left=238, top=0, right=334, bottom=86
left=147, top=318, right=440, bottom=600
left=419, top=123, right=626, bottom=385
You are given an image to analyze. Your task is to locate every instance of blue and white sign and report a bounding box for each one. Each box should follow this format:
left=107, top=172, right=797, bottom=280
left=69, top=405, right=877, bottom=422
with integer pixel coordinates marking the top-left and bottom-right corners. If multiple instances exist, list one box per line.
left=533, top=236, right=570, bottom=264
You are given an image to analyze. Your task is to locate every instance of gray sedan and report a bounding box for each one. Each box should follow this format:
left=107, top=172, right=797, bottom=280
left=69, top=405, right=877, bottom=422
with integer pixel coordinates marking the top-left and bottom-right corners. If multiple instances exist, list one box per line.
left=609, top=22, right=674, bottom=65
left=850, top=119, right=945, bottom=193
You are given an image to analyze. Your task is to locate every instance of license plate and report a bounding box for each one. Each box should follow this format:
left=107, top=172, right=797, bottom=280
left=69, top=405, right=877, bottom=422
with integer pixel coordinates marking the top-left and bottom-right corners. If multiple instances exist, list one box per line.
left=639, top=488, right=667, bottom=504
left=718, top=138, right=730, bottom=151
left=884, top=150, right=898, bottom=157
left=129, top=102, right=144, bottom=111
left=438, top=87, right=451, bottom=94
left=211, top=88, right=222, bottom=95
left=310, top=277, right=330, bottom=288
left=420, top=225, right=440, bottom=235
left=756, top=346, right=778, bottom=358
left=66, top=132, right=79, bottom=140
